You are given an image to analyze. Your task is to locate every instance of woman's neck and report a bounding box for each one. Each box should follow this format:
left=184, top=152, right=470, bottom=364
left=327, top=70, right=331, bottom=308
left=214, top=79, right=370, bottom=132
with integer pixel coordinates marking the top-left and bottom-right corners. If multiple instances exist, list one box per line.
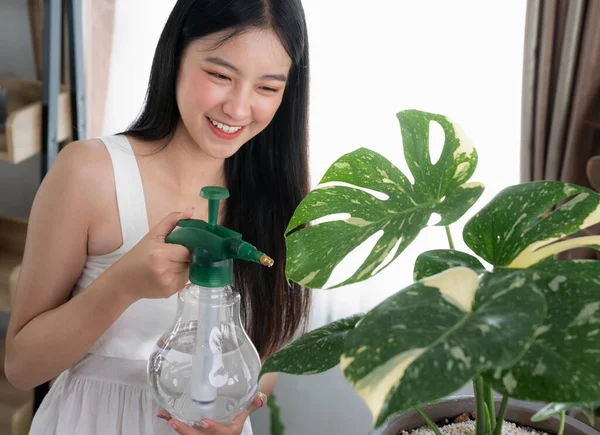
left=131, top=123, right=226, bottom=196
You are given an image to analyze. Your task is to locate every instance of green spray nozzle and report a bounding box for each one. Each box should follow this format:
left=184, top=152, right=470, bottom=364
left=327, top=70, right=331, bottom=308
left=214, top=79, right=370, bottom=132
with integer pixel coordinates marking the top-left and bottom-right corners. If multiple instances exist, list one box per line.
left=165, top=186, right=273, bottom=287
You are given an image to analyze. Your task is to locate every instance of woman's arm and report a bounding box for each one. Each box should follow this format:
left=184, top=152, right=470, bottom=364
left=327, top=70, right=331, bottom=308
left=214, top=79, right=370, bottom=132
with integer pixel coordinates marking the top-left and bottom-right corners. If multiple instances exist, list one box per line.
left=4, top=141, right=136, bottom=389
left=4, top=141, right=192, bottom=390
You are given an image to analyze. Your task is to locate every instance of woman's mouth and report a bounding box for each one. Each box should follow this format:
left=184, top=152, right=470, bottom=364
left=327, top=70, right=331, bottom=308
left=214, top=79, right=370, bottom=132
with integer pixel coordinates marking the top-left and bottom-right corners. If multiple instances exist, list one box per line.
left=206, top=117, right=245, bottom=140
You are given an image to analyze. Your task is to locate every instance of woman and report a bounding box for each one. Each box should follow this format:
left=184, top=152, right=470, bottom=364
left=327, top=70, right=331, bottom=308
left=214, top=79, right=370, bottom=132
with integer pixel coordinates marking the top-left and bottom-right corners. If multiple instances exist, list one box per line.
left=4, top=0, right=311, bottom=434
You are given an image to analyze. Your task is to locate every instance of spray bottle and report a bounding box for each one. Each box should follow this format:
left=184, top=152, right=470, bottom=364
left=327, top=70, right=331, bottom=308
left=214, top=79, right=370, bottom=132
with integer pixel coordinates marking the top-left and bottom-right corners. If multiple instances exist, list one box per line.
left=147, top=186, right=271, bottom=425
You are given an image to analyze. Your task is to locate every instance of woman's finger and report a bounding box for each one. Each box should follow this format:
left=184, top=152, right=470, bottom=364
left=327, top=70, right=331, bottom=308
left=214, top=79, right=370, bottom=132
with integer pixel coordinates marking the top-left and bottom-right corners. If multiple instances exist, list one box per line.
left=165, top=244, right=193, bottom=263
left=150, top=206, right=195, bottom=240
left=157, top=409, right=172, bottom=421
left=168, top=419, right=210, bottom=434
left=170, top=262, right=191, bottom=273
left=230, top=391, right=268, bottom=425
left=245, top=392, right=267, bottom=415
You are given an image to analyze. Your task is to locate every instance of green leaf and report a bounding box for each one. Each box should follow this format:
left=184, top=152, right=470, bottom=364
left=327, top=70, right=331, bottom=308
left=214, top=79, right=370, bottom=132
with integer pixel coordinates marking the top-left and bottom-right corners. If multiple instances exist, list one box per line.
left=340, top=267, right=546, bottom=427
left=267, top=393, right=285, bottom=435
left=486, top=261, right=600, bottom=402
left=531, top=402, right=596, bottom=425
left=464, top=181, right=600, bottom=268
left=285, top=109, right=484, bottom=289
left=413, top=249, right=487, bottom=281
left=260, top=313, right=364, bottom=377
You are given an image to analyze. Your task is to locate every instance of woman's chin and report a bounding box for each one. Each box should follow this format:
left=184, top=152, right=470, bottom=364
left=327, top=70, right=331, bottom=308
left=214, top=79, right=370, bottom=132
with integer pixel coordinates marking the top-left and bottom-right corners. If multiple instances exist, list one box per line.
left=199, top=142, right=244, bottom=160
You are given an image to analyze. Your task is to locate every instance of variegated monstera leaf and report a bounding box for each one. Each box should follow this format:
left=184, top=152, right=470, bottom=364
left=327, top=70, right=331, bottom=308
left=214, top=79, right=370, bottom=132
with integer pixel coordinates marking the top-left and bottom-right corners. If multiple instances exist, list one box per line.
left=463, top=181, right=600, bottom=268
left=414, top=252, right=600, bottom=404
left=461, top=181, right=600, bottom=403
left=284, top=109, right=484, bottom=289
left=341, top=267, right=546, bottom=427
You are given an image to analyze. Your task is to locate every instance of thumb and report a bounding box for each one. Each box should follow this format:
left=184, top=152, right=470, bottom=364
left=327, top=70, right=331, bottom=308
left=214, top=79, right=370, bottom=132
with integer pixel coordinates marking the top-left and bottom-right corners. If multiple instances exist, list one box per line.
left=150, top=206, right=195, bottom=240
left=231, top=392, right=267, bottom=425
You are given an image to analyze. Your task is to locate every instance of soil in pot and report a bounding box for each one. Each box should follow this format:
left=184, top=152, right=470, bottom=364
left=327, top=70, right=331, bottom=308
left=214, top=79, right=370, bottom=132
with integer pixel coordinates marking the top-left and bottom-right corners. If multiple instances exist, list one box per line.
left=400, top=412, right=551, bottom=435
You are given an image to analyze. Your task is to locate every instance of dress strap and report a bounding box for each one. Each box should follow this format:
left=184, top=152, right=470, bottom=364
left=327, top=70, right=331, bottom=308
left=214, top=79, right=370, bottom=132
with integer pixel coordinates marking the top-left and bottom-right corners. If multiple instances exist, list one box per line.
left=99, top=135, right=150, bottom=246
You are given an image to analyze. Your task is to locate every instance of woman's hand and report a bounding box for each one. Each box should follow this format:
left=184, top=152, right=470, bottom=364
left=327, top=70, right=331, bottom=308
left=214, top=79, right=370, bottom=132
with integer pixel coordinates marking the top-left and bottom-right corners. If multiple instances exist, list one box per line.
left=111, top=206, right=195, bottom=302
left=157, top=392, right=267, bottom=435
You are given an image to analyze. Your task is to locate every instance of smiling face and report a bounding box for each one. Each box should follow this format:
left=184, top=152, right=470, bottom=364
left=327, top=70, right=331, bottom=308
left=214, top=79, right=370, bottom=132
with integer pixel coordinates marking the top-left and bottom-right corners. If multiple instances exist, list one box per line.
left=175, top=28, right=292, bottom=160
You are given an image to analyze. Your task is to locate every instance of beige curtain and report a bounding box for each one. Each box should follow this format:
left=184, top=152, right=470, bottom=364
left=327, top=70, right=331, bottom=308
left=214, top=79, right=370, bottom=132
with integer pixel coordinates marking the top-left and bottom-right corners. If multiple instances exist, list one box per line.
left=27, top=0, right=115, bottom=139
left=520, top=0, right=600, bottom=186
left=84, top=0, right=115, bottom=138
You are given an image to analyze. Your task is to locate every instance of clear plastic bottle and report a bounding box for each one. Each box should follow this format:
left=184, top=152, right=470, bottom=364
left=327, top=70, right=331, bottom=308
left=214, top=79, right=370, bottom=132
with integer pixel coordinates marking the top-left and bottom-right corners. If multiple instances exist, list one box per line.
left=148, top=282, right=261, bottom=425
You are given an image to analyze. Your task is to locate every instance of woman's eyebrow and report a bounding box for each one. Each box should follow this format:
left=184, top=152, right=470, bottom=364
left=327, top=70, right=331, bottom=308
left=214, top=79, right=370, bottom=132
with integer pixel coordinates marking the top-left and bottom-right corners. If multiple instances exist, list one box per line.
left=204, top=56, right=288, bottom=82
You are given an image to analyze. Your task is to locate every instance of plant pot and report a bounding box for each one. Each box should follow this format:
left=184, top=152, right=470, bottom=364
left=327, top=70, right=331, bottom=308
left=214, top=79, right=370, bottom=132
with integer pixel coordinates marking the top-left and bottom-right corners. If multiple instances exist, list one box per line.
left=369, top=396, right=599, bottom=435
left=571, top=411, right=600, bottom=432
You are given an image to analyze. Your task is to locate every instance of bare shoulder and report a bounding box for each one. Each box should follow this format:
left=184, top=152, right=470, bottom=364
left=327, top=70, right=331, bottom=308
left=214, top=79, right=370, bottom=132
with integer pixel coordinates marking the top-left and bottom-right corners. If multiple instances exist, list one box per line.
left=28, top=138, right=119, bottom=247
left=45, top=138, right=114, bottom=202
left=50, top=138, right=112, bottom=180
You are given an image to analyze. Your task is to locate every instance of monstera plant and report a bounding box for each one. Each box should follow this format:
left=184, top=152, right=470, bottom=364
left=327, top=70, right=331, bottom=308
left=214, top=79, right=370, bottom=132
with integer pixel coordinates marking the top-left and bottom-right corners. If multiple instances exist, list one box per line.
left=260, top=109, right=600, bottom=435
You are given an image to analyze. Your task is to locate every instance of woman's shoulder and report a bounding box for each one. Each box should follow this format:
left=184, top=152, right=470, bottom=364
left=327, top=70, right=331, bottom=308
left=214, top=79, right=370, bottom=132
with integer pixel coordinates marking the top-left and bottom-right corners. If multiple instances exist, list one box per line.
left=50, top=138, right=113, bottom=182
left=42, top=138, right=116, bottom=211
left=56, top=137, right=109, bottom=163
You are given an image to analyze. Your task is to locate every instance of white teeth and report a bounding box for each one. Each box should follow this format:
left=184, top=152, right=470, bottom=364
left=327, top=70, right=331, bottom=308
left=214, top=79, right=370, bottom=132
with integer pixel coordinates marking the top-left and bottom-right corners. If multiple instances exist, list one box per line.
left=210, top=118, right=242, bottom=134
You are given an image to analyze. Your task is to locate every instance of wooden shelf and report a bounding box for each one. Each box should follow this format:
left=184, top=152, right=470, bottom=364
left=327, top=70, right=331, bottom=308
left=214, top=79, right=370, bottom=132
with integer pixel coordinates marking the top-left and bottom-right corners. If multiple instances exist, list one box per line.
left=0, top=76, right=71, bottom=164
left=0, top=217, right=27, bottom=313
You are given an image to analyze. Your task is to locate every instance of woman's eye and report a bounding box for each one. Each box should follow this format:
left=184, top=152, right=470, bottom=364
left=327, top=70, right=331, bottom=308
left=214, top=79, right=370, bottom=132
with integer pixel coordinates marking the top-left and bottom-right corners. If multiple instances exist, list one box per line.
left=208, top=72, right=230, bottom=81
left=260, top=86, right=279, bottom=93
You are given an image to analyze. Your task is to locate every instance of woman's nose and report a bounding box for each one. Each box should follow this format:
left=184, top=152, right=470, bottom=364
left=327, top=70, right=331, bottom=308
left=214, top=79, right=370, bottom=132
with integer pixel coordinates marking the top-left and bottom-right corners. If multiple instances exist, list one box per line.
left=222, top=86, right=252, bottom=122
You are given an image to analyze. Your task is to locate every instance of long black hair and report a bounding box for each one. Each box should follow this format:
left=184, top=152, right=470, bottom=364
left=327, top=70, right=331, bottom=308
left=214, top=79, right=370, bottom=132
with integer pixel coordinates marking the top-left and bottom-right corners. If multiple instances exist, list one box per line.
left=123, top=0, right=311, bottom=358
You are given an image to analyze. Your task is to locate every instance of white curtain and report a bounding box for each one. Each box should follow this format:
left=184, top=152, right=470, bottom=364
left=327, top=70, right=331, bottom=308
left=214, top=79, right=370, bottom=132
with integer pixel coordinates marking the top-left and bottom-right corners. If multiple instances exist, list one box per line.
left=102, top=1, right=527, bottom=330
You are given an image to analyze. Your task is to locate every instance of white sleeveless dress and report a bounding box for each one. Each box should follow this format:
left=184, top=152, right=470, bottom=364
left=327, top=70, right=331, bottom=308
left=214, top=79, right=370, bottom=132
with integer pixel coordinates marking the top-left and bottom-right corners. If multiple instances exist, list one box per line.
left=28, top=135, right=253, bottom=435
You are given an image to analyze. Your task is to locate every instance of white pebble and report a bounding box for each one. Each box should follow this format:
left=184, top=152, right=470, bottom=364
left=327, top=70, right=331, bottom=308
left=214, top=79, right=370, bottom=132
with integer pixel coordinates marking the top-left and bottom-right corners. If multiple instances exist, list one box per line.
left=400, top=420, right=550, bottom=435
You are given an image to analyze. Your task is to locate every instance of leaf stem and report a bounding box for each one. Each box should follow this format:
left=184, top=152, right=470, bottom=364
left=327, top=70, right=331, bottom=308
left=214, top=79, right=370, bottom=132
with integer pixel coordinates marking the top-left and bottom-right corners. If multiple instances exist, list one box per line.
left=484, top=381, right=496, bottom=430
left=474, top=377, right=487, bottom=435
left=445, top=226, right=455, bottom=249
left=267, top=393, right=285, bottom=435
left=558, top=411, right=566, bottom=435
left=484, top=402, right=493, bottom=434
left=493, top=396, right=509, bottom=435
left=415, top=406, right=442, bottom=435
